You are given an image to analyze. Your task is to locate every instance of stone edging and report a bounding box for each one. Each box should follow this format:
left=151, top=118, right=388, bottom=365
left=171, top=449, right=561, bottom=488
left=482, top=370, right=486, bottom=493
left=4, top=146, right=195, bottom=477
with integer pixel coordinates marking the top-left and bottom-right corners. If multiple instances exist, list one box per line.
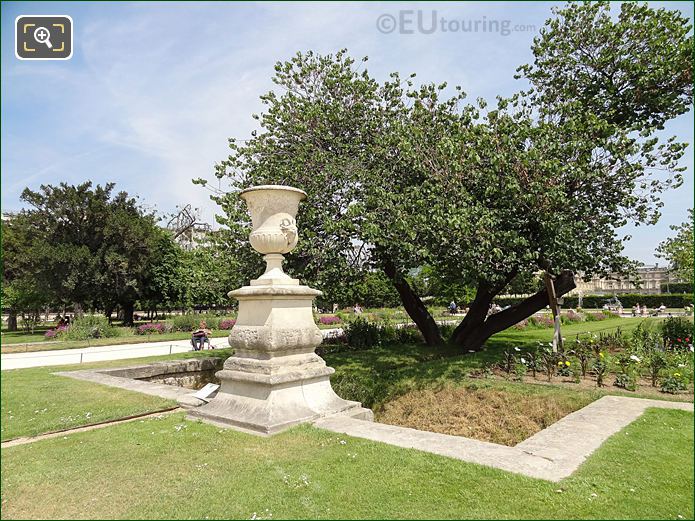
left=313, top=395, right=693, bottom=482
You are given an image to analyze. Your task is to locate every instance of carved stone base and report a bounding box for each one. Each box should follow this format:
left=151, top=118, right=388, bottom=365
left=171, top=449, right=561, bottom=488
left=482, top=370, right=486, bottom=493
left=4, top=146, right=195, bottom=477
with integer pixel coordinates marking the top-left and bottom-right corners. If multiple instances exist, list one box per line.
left=187, top=368, right=372, bottom=435
left=187, top=282, right=373, bottom=435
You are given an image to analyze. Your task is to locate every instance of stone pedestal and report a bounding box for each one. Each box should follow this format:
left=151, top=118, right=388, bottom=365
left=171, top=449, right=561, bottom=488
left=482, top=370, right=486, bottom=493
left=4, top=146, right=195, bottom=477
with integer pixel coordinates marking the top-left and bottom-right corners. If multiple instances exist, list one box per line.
left=187, top=185, right=372, bottom=435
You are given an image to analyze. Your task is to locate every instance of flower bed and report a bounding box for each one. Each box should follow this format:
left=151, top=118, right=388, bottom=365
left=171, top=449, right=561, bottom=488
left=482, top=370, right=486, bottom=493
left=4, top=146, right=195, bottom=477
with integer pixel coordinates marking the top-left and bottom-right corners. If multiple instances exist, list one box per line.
left=136, top=323, right=165, bottom=335
left=219, top=319, right=236, bottom=330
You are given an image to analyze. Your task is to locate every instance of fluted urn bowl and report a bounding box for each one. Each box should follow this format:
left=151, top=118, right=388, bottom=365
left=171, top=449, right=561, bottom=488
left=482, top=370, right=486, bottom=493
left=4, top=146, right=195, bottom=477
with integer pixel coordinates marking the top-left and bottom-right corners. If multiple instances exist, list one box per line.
left=240, top=185, right=307, bottom=255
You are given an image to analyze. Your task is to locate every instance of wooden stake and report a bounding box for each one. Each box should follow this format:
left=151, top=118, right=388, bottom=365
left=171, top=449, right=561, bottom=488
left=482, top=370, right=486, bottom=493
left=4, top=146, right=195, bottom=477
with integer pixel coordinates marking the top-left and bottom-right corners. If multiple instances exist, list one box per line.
left=544, top=272, right=563, bottom=353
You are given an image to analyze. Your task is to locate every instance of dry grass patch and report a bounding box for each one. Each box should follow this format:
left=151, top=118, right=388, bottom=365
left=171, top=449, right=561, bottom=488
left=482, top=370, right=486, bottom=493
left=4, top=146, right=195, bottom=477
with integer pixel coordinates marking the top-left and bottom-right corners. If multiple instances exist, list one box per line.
left=376, top=384, right=595, bottom=445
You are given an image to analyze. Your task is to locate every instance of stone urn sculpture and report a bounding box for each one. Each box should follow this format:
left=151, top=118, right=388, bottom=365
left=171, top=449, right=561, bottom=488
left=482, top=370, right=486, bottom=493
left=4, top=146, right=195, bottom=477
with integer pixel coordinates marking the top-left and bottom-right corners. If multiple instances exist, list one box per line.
left=188, top=185, right=372, bottom=435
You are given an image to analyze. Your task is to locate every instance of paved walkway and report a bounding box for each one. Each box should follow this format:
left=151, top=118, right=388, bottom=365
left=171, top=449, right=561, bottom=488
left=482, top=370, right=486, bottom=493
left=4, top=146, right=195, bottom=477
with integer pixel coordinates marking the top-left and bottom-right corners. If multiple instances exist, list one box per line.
left=0, top=328, right=344, bottom=371
left=314, top=396, right=693, bottom=482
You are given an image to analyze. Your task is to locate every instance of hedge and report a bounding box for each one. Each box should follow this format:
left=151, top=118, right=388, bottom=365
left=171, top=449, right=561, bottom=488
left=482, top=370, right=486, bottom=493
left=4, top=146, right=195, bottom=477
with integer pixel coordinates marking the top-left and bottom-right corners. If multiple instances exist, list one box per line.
left=494, top=293, right=693, bottom=309
left=661, top=282, right=693, bottom=294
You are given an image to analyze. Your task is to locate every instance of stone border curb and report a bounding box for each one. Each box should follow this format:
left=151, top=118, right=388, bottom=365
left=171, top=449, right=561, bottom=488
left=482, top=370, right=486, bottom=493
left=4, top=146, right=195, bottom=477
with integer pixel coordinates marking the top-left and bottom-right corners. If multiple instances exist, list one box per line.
left=313, top=395, right=693, bottom=482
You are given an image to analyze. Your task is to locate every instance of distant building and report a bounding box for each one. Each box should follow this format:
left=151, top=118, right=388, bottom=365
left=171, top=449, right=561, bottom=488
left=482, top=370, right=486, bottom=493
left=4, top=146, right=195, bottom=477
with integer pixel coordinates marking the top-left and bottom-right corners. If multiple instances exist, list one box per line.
left=569, top=264, right=682, bottom=296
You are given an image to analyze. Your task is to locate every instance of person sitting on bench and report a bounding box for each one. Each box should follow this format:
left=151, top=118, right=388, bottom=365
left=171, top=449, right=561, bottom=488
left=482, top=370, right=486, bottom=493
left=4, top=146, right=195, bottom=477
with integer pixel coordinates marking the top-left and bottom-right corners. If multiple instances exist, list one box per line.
left=191, top=321, right=212, bottom=351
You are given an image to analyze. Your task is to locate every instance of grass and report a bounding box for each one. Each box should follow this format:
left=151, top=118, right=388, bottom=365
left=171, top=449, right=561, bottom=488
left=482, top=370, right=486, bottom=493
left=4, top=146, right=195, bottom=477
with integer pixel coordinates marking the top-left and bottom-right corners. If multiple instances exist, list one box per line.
left=2, top=317, right=687, bottom=443
left=1, top=317, right=692, bottom=518
left=0, top=350, right=230, bottom=441
left=1, top=408, right=692, bottom=519
left=487, top=316, right=667, bottom=348
left=0, top=327, right=52, bottom=345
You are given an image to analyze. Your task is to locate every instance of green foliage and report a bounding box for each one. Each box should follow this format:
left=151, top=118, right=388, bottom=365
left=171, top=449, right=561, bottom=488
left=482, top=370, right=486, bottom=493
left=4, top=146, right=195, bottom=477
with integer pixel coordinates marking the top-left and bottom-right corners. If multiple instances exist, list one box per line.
left=344, top=318, right=383, bottom=350
left=660, top=371, right=689, bottom=394
left=177, top=248, right=242, bottom=311
left=646, top=351, right=668, bottom=387
left=662, top=282, right=694, bottom=294
left=5, top=182, right=182, bottom=324
left=592, top=352, right=609, bottom=388
left=167, top=313, right=231, bottom=332
left=535, top=344, right=560, bottom=382
left=409, top=265, right=476, bottom=306
left=317, top=271, right=401, bottom=309
left=613, top=354, right=640, bottom=391
left=660, top=317, right=693, bottom=349
left=656, top=209, right=694, bottom=285
left=58, top=315, right=125, bottom=341
left=518, top=1, right=693, bottom=131
left=204, top=1, right=691, bottom=349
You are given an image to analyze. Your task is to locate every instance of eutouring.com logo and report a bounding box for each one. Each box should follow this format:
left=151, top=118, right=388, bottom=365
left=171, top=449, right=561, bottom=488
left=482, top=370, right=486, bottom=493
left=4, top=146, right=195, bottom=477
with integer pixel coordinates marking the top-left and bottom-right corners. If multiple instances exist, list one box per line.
left=376, top=11, right=535, bottom=36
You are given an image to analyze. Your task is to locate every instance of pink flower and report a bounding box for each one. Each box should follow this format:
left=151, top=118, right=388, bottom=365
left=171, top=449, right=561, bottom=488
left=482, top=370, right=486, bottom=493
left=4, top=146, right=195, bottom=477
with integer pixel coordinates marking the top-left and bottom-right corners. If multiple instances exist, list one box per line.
left=219, top=319, right=236, bottom=330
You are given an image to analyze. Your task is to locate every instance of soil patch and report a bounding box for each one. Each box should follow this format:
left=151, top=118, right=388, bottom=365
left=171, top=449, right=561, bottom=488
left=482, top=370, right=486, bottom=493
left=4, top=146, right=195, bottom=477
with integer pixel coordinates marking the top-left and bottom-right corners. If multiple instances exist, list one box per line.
left=376, top=385, right=593, bottom=446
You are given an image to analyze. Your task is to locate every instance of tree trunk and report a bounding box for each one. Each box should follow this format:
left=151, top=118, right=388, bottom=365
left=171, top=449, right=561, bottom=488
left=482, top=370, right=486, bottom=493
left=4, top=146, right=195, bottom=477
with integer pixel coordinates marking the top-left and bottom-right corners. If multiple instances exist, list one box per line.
left=122, top=301, right=135, bottom=326
left=451, top=282, right=496, bottom=346
left=451, top=270, right=576, bottom=351
left=104, top=306, right=114, bottom=324
left=383, top=259, right=442, bottom=346
left=7, top=310, right=18, bottom=332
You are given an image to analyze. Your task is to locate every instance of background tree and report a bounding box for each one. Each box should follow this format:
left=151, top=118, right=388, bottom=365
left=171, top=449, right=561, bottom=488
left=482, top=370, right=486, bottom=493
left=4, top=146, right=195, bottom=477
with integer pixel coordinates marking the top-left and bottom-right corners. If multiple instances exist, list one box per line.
left=178, top=246, right=242, bottom=311
left=2, top=218, right=53, bottom=331
left=9, top=182, right=179, bottom=325
left=656, top=209, right=694, bottom=285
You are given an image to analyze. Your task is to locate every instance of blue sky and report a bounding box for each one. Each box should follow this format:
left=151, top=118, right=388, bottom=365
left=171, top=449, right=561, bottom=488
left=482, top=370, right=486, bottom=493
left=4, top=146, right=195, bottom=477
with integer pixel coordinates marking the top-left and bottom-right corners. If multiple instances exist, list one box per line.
left=2, top=1, right=693, bottom=264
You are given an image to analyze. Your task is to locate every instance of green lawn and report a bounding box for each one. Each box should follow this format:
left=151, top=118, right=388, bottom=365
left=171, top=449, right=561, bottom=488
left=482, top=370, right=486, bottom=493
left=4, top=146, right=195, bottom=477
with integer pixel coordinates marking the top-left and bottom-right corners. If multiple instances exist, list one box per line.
left=1, top=408, right=692, bottom=519
left=1, top=317, right=693, bottom=518
left=0, top=350, right=229, bottom=441
left=0, top=327, right=52, bottom=345
left=2, top=317, right=688, bottom=442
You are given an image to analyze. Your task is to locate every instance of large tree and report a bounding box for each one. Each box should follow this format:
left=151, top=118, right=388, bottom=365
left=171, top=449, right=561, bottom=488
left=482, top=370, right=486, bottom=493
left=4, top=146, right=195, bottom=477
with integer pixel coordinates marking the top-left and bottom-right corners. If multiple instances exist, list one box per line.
left=2, top=219, right=53, bottom=331
left=208, top=2, right=691, bottom=349
left=9, top=182, right=177, bottom=325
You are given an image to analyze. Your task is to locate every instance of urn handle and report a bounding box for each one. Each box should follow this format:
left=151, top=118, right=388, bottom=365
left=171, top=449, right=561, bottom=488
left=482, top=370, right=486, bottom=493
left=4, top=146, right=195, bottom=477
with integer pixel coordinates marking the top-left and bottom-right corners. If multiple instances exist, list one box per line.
left=280, top=218, right=297, bottom=247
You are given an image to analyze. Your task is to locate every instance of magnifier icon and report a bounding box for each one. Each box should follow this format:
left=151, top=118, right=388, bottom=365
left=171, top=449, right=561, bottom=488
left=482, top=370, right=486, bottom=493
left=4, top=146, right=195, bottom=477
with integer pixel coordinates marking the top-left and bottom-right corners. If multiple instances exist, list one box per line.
left=33, top=26, right=53, bottom=49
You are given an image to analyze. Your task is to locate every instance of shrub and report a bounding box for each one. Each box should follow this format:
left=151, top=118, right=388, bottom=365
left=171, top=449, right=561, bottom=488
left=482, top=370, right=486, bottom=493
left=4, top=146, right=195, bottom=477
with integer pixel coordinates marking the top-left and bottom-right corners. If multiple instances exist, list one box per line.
left=170, top=314, right=200, bottom=332
left=219, top=319, right=236, bottom=330
left=59, top=315, right=124, bottom=340
left=661, top=317, right=693, bottom=350
left=438, top=323, right=456, bottom=339
left=563, top=310, right=584, bottom=323
left=136, top=323, right=165, bottom=335
left=345, top=318, right=383, bottom=350
left=169, top=313, right=225, bottom=332
left=529, top=315, right=555, bottom=328
left=570, top=338, right=593, bottom=377
left=318, top=315, right=342, bottom=326
left=585, top=312, right=607, bottom=322
left=535, top=344, right=559, bottom=382
left=646, top=351, right=667, bottom=387
left=660, top=371, right=688, bottom=394
left=395, top=325, right=423, bottom=344
left=613, top=353, right=640, bottom=391
left=592, top=352, right=609, bottom=387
